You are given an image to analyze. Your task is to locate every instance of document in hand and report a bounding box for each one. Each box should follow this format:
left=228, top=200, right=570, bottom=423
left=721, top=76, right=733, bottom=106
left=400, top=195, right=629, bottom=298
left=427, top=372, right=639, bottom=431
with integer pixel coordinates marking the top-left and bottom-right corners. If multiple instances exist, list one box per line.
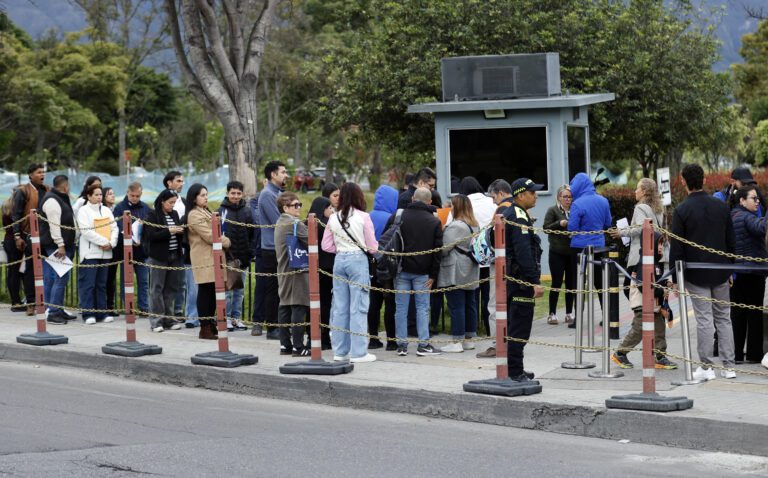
left=616, top=218, right=630, bottom=246
left=94, top=217, right=112, bottom=243
left=47, top=251, right=73, bottom=278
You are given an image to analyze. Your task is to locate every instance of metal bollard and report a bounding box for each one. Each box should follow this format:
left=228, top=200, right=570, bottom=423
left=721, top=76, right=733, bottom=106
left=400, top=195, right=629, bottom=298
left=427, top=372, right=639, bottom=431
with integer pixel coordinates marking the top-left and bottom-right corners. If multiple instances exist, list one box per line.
left=589, top=258, right=623, bottom=378
left=584, top=245, right=599, bottom=352
left=102, top=212, right=161, bottom=357
left=280, top=213, right=352, bottom=375
left=16, top=210, right=68, bottom=346
left=191, top=212, right=257, bottom=367
left=672, top=260, right=703, bottom=385
left=562, top=252, right=595, bottom=369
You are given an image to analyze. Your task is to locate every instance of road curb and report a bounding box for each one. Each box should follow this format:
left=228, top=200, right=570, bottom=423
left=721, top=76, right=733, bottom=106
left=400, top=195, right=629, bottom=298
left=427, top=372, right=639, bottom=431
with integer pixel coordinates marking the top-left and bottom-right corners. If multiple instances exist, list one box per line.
left=1, top=343, right=766, bottom=457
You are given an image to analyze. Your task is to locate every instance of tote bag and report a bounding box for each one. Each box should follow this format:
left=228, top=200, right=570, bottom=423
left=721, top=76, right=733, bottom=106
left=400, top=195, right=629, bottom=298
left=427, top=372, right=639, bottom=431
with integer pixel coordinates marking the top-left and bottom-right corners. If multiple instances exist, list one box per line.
left=287, top=222, right=309, bottom=269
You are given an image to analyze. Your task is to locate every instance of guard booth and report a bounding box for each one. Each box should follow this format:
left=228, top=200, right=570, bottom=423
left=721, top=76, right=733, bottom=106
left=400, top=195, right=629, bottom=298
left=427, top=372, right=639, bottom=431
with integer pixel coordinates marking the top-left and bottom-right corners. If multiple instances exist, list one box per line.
left=408, top=53, right=614, bottom=273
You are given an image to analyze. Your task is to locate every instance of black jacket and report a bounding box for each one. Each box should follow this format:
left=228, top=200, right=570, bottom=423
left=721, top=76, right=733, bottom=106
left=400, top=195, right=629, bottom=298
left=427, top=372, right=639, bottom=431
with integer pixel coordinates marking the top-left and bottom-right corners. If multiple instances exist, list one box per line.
left=144, top=209, right=183, bottom=262
left=391, top=201, right=442, bottom=280
left=218, top=198, right=255, bottom=267
left=504, top=203, right=542, bottom=286
left=669, top=191, right=735, bottom=287
left=730, top=205, right=767, bottom=274
left=397, top=185, right=416, bottom=209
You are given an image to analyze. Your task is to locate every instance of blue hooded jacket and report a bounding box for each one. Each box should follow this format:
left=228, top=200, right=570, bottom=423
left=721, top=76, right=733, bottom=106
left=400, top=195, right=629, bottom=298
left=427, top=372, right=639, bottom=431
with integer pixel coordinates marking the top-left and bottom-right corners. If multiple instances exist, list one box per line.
left=370, top=185, right=399, bottom=240
left=568, top=172, right=612, bottom=248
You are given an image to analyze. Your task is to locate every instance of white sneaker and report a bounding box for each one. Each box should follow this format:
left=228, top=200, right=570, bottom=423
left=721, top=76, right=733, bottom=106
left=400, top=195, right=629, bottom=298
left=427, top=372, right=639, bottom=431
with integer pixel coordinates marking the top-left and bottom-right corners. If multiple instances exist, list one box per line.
left=152, top=326, right=164, bottom=333
left=333, top=355, right=350, bottom=361
left=350, top=353, right=377, bottom=363
left=762, top=353, right=768, bottom=369
left=462, top=341, right=476, bottom=351
left=441, top=342, right=464, bottom=353
left=103, top=316, right=115, bottom=323
left=693, top=366, right=716, bottom=381
left=169, top=323, right=182, bottom=330
left=720, top=369, right=737, bottom=379
left=84, top=317, right=97, bottom=325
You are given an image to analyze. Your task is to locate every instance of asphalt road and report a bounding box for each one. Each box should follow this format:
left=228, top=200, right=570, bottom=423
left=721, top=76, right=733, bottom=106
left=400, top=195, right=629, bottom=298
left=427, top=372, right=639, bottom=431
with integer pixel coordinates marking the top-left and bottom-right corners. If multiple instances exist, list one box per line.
left=0, top=361, right=766, bottom=477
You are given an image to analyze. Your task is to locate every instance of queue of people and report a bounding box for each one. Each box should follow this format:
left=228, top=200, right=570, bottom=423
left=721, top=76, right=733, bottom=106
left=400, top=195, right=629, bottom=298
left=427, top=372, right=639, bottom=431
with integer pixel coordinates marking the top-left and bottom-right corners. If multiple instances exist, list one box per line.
left=5, top=161, right=768, bottom=379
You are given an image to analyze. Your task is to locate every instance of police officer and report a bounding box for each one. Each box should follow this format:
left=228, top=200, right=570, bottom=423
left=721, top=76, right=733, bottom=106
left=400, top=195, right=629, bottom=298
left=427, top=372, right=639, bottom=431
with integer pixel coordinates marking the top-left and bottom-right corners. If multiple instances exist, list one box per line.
left=505, top=178, right=544, bottom=382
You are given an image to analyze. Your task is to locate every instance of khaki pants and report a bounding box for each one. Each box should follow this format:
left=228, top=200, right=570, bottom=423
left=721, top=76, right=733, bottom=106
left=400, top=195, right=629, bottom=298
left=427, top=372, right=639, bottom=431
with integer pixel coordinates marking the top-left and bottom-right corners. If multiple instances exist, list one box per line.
left=617, top=308, right=667, bottom=356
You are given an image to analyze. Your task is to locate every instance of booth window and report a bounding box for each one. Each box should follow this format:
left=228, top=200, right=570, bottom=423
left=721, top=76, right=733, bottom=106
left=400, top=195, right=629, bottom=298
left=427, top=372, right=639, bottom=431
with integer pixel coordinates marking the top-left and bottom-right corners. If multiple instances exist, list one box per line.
left=567, top=126, right=587, bottom=182
left=448, top=127, right=548, bottom=191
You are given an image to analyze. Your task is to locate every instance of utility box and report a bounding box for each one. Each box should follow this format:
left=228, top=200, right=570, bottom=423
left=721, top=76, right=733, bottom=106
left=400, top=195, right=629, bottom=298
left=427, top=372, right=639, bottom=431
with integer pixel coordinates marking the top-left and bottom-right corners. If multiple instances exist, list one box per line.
left=409, top=53, right=614, bottom=274
left=441, top=53, right=561, bottom=102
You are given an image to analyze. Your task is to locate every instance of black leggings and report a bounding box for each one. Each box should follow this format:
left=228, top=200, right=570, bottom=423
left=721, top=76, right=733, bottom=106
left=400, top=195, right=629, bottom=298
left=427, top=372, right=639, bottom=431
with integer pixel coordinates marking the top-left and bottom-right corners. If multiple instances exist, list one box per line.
left=548, top=250, right=576, bottom=315
left=197, top=282, right=216, bottom=318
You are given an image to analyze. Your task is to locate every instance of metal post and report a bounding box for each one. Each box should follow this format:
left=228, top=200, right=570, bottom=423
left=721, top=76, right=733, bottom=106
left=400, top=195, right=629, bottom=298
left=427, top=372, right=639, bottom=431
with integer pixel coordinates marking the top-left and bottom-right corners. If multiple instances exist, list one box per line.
left=464, top=214, right=542, bottom=396
left=606, top=218, right=693, bottom=411
left=102, top=212, right=161, bottom=357
left=562, top=252, right=595, bottom=369
left=589, top=258, right=623, bottom=378
left=584, top=245, right=598, bottom=351
left=280, top=213, right=352, bottom=374
left=192, top=212, right=257, bottom=367
left=494, top=214, right=508, bottom=380
left=608, top=249, right=620, bottom=340
left=16, top=210, right=68, bottom=345
left=672, top=260, right=703, bottom=385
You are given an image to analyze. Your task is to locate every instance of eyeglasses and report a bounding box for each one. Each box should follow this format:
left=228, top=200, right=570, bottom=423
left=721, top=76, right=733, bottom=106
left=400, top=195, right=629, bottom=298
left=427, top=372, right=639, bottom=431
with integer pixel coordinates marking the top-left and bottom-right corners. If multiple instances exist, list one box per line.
left=747, top=196, right=760, bottom=202
left=288, top=202, right=302, bottom=209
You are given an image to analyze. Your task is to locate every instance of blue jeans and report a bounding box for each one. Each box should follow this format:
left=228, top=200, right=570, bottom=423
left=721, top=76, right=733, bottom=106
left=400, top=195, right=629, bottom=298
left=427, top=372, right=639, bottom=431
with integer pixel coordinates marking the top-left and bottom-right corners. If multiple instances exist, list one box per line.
left=43, top=245, right=74, bottom=314
left=121, top=261, right=149, bottom=312
left=330, top=252, right=370, bottom=358
left=395, top=272, right=430, bottom=347
left=184, top=267, right=199, bottom=326
left=251, top=253, right=266, bottom=324
left=446, top=288, right=478, bottom=339
left=79, top=258, right=109, bottom=319
left=226, top=272, right=246, bottom=320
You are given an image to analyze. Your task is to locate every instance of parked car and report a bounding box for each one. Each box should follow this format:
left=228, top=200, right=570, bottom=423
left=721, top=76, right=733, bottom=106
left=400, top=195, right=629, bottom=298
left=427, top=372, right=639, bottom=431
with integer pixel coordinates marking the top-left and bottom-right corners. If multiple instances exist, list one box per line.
left=311, top=167, right=346, bottom=186
left=293, top=169, right=324, bottom=192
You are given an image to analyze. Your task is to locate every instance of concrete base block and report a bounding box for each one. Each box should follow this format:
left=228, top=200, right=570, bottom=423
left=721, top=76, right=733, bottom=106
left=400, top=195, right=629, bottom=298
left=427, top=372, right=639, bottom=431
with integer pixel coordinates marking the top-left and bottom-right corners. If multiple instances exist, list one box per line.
left=102, top=341, right=162, bottom=357
left=16, top=332, right=69, bottom=346
left=279, top=359, right=354, bottom=375
left=191, top=351, right=258, bottom=368
left=606, top=393, right=693, bottom=412
left=463, top=378, right=543, bottom=397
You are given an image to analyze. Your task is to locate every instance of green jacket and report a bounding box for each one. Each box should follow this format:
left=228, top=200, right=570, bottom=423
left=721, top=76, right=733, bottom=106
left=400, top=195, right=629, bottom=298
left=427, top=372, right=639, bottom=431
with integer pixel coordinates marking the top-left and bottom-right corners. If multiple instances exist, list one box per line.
left=543, top=205, right=571, bottom=255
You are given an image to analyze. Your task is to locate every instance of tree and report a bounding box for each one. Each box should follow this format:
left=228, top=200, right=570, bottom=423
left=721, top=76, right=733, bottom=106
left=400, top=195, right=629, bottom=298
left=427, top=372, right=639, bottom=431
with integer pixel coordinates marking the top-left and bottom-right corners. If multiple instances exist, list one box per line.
left=165, top=0, right=279, bottom=195
left=323, top=0, right=729, bottom=177
left=734, top=18, right=768, bottom=124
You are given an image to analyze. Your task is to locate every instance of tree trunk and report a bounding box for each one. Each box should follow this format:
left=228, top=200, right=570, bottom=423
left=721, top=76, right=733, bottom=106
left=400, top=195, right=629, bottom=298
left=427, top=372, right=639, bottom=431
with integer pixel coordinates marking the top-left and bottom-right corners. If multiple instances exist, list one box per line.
left=118, top=106, right=127, bottom=176
left=228, top=137, right=257, bottom=197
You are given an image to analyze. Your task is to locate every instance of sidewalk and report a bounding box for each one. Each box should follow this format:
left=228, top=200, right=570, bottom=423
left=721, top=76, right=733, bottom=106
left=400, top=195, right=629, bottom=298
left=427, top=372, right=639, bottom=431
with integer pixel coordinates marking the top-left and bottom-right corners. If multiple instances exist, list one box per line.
left=1, top=295, right=767, bottom=457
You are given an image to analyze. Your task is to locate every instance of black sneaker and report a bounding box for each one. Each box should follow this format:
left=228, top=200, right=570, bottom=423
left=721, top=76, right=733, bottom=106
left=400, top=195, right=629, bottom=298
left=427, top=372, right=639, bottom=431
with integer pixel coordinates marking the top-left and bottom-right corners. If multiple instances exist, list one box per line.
left=524, top=370, right=535, bottom=380
left=292, top=347, right=310, bottom=357
left=655, top=355, right=678, bottom=370
left=46, top=313, right=67, bottom=325
left=567, top=322, right=576, bottom=329
left=509, top=373, right=532, bottom=382
left=416, top=344, right=441, bottom=356
left=385, top=342, right=398, bottom=351
left=279, top=346, right=292, bottom=356
left=611, top=352, right=634, bottom=369
left=369, top=339, right=384, bottom=349
left=397, top=346, right=408, bottom=357
left=266, top=329, right=281, bottom=340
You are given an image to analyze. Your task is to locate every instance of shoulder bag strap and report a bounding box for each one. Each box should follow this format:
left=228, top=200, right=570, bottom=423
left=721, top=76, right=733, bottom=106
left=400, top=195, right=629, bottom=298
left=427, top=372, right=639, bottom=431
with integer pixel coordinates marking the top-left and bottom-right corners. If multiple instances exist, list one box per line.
left=338, top=212, right=370, bottom=257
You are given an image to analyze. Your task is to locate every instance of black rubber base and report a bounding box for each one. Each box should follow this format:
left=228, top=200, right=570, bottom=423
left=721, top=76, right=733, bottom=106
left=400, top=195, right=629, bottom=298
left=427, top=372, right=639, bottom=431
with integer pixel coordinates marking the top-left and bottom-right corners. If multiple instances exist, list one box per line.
left=463, top=378, right=543, bottom=397
left=16, top=332, right=69, bottom=346
left=605, top=393, right=693, bottom=412
left=279, top=359, right=354, bottom=375
left=191, top=351, right=258, bottom=368
left=102, top=341, right=162, bottom=357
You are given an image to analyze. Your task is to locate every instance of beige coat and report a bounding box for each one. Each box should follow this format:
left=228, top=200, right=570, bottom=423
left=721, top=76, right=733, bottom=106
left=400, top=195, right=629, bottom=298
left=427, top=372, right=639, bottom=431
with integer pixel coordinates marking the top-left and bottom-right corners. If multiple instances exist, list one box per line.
left=275, top=214, right=309, bottom=306
left=187, top=207, right=231, bottom=285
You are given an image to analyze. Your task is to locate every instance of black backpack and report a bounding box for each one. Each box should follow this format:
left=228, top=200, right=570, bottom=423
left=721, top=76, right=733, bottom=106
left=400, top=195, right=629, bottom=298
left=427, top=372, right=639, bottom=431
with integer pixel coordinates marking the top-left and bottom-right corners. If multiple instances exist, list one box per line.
left=375, top=209, right=404, bottom=281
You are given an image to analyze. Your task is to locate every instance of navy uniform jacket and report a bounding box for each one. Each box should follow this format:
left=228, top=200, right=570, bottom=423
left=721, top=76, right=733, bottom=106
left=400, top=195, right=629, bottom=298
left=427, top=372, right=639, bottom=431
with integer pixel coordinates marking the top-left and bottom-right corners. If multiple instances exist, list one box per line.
left=504, top=204, right=542, bottom=289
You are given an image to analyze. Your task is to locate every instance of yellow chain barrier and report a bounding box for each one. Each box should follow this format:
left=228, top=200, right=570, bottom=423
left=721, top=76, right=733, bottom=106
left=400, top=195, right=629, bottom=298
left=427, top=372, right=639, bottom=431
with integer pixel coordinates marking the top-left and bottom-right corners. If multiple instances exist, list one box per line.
left=37, top=214, right=119, bottom=231
left=131, top=259, right=212, bottom=271
left=652, top=282, right=768, bottom=311
left=503, top=216, right=641, bottom=236
left=503, top=274, right=631, bottom=294
left=41, top=256, right=123, bottom=268
left=318, top=268, right=491, bottom=293
left=0, top=256, right=29, bottom=268
left=223, top=263, right=308, bottom=277
left=655, top=224, right=768, bottom=263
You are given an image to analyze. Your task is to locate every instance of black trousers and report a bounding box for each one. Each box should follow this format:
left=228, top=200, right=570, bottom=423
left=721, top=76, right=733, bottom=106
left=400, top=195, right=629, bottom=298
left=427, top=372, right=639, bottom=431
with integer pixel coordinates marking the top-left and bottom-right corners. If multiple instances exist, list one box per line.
left=731, top=273, right=765, bottom=362
left=279, top=304, right=308, bottom=351
left=197, top=282, right=216, bottom=319
left=507, top=285, right=535, bottom=377
left=476, top=267, right=490, bottom=334
left=368, top=276, right=395, bottom=342
left=548, top=250, right=576, bottom=315
left=106, top=262, right=118, bottom=312
left=261, top=249, right=280, bottom=331
left=319, top=270, right=333, bottom=347
left=4, top=239, right=23, bottom=306
left=430, top=292, right=444, bottom=331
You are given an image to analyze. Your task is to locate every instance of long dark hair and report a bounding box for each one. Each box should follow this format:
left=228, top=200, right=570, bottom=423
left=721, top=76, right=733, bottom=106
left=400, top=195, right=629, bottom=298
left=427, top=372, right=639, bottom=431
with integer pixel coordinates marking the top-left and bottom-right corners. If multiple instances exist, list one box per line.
left=459, top=176, right=484, bottom=196
left=79, top=176, right=101, bottom=200
left=338, top=182, right=366, bottom=227
left=154, top=188, right=179, bottom=213
left=186, top=183, right=207, bottom=211
left=321, top=182, right=338, bottom=198
left=101, top=187, right=114, bottom=207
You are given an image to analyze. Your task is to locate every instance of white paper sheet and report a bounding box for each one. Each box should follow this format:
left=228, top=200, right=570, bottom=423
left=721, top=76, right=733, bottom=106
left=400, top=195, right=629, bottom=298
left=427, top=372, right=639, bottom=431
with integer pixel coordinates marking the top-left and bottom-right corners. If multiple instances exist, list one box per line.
left=616, top=218, right=630, bottom=246
left=132, top=220, right=142, bottom=245
left=47, top=252, right=73, bottom=278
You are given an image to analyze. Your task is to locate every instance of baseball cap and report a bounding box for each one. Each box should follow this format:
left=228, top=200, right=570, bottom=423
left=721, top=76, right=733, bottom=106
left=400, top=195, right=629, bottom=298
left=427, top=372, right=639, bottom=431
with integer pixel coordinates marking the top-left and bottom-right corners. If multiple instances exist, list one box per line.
left=511, top=178, right=544, bottom=196
left=731, top=167, right=754, bottom=183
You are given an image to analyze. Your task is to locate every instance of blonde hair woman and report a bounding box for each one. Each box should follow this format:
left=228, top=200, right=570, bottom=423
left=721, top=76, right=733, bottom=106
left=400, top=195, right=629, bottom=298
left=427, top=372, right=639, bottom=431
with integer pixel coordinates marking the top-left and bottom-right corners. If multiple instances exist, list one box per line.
left=610, top=178, right=664, bottom=269
left=437, top=194, right=480, bottom=353
left=543, top=185, right=575, bottom=325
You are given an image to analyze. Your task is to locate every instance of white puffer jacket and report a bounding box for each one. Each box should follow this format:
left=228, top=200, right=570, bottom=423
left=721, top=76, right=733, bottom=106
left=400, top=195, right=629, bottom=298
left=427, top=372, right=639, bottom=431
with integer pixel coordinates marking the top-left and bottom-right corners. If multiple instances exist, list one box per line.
left=77, top=202, right=118, bottom=262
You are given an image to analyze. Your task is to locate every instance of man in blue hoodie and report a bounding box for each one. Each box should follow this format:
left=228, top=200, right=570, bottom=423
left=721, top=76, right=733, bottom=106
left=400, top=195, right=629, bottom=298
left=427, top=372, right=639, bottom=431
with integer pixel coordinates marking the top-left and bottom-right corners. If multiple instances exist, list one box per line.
left=368, top=185, right=399, bottom=350
left=567, top=172, right=612, bottom=326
